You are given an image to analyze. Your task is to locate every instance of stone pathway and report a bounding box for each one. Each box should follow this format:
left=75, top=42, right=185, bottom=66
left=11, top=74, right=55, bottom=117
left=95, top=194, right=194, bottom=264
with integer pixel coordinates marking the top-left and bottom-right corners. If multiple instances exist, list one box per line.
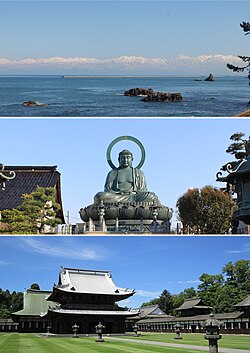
left=107, top=336, right=248, bottom=353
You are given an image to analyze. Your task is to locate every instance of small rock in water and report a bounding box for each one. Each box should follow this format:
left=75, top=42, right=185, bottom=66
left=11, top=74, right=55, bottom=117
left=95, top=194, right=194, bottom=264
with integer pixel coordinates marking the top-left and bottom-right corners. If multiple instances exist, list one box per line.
left=204, top=74, right=214, bottom=81
left=22, top=100, right=48, bottom=107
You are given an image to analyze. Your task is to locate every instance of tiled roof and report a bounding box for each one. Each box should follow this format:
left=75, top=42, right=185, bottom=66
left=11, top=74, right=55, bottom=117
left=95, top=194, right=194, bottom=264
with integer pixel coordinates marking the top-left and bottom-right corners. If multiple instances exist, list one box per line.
left=175, top=298, right=210, bottom=311
left=0, top=166, right=64, bottom=222
left=47, top=267, right=135, bottom=302
left=49, top=309, right=137, bottom=316
left=12, top=289, right=55, bottom=317
left=235, top=295, right=250, bottom=307
left=138, top=305, right=166, bottom=318
left=137, top=312, right=244, bottom=324
left=137, top=315, right=175, bottom=324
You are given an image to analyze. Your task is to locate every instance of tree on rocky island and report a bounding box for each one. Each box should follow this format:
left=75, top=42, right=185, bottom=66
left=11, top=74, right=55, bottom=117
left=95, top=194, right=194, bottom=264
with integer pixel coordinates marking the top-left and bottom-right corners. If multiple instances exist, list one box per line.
left=176, top=186, right=233, bottom=234
left=1, top=186, right=61, bottom=234
left=227, top=21, right=250, bottom=74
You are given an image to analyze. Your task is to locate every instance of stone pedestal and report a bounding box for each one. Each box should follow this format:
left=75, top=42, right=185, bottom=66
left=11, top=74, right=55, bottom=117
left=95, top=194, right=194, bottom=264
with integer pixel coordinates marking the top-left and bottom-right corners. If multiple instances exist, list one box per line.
left=80, top=202, right=172, bottom=233
left=204, top=334, right=222, bottom=353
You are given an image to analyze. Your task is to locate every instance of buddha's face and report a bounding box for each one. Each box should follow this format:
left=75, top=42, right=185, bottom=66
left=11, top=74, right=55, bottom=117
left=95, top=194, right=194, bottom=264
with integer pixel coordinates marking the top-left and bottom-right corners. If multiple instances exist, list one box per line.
left=119, top=153, right=133, bottom=168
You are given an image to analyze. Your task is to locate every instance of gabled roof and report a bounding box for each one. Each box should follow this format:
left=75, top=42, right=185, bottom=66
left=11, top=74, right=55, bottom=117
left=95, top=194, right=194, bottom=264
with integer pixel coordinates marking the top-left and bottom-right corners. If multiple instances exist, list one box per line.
left=0, top=166, right=64, bottom=223
left=48, top=267, right=135, bottom=301
left=138, top=305, right=166, bottom=318
left=235, top=295, right=250, bottom=308
left=11, top=289, right=56, bottom=317
left=175, top=298, right=211, bottom=311
left=137, top=314, right=175, bottom=324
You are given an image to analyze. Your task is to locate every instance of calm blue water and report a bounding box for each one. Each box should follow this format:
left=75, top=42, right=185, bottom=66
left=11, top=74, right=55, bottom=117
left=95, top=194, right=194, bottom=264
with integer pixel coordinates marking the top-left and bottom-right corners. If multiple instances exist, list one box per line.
left=0, top=75, right=249, bottom=117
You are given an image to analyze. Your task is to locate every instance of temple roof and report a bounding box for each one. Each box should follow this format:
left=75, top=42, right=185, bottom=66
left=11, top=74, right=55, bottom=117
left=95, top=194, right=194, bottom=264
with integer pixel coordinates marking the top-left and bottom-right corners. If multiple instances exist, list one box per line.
left=175, top=298, right=211, bottom=311
left=47, top=267, right=135, bottom=302
left=235, top=295, right=250, bottom=308
left=49, top=308, right=138, bottom=316
left=0, top=165, right=64, bottom=223
left=138, top=305, right=166, bottom=318
left=137, top=311, right=244, bottom=324
left=137, top=315, right=175, bottom=324
left=11, top=289, right=56, bottom=317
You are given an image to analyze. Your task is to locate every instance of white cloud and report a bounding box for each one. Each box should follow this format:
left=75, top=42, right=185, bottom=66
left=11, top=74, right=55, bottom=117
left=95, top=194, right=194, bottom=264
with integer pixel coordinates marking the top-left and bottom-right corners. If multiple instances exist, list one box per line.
left=135, top=289, right=162, bottom=297
left=20, top=237, right=106, bottom=261
left=0, top=54, right=243, bottom=74
left=226, top=243, right=250, bottom=254
left=0, top=260, right=10, bottom=266
left=176, top=280, right=201, bottom=284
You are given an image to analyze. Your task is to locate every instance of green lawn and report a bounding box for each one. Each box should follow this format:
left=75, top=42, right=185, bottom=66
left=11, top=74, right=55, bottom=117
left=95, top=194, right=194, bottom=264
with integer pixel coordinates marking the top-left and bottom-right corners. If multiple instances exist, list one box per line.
left=129, top=332, right=250, bottom=350
left=1, top=333, right=250, bottom=353
left=0, top=333, right=207, bottom=353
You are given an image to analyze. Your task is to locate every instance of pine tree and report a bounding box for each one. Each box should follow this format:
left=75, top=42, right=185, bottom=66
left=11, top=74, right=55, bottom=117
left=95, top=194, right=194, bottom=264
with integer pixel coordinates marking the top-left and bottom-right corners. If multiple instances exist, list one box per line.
left=220, top=132, right=249, bottom=171
left=227, top=21, right=250, bottom=73
left=1, top=187, right=61, bottom=234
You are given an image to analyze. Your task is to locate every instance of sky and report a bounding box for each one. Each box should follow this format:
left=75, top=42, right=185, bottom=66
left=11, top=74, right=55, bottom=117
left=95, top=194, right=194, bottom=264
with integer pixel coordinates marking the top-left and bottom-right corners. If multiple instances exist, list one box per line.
left=1, top=118, right=250, bottom=225
left=0, top=0, right=249, bottom=74
left=0, top=236, right=249, bottom=308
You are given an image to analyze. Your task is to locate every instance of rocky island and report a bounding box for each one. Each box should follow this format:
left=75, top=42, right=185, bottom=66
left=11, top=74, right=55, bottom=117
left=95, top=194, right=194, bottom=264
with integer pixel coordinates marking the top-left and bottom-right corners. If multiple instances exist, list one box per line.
left=124, top=87, right=182, bottom=102
left=204, top=74, right=215, bottom=81
left=22, top=101, right=48, bottom=107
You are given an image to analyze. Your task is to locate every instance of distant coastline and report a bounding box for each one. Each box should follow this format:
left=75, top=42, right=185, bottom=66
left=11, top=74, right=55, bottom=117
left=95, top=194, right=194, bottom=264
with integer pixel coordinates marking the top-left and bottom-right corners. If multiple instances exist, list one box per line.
left=62, top=75, right=193, bottom=78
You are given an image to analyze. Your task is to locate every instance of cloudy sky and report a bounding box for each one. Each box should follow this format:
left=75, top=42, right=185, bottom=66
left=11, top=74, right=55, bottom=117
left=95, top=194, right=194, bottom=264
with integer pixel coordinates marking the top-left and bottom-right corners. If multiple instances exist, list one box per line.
left=0, top=236, right=249, bottom=308
left=0, top=0, right=249, bottom=75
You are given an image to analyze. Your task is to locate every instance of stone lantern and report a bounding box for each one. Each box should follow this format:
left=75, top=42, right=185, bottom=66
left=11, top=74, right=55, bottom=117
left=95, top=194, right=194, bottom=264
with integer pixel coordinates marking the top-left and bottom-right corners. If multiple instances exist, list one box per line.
left=46, top=324, right=51, bottom=337
left=0, top=164, right=15, bottom=190
left=216, top=138, right=250, bottom=225
left=203, top=314, right=222, bottom=353
left=72, top=323, right=79, bottom=338
left=174, top=323, right=183, bottom=340
left=132, top=323, right=139, bottom=337
left=95, top=322, right=105, bottom=342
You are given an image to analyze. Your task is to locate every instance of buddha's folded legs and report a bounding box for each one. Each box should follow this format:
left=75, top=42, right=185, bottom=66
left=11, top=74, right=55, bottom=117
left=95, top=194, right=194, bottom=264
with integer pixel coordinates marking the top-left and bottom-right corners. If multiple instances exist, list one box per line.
left=94, top=191, right=160, bottom=204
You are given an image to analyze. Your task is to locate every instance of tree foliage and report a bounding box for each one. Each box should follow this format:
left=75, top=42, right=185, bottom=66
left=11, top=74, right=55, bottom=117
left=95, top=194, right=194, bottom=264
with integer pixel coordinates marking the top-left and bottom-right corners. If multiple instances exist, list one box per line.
left=172, top=287, right=198, bottom=315
left=198, top=260, right=250, bottom=313
left=224, top=132, right=249, bottom=166
left=30, top=283, right=40, bottom=290
left=0, top=289, right=23, bottom=318
left=176, top=186, right=233, bottom=234
left=1, top=187, right=61, bottom=234
left=227, top=21, right=250, bottom=73
left=198, top=273, right=224, bottom=310
left=141, top=289, right=174, bottom=314
left=141, top=260, right=249, bottom=316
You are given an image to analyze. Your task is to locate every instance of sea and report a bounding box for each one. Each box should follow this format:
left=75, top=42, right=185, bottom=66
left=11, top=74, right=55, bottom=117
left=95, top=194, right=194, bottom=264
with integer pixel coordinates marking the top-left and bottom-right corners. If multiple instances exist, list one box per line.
left=0, top=75, right=249, bottom=117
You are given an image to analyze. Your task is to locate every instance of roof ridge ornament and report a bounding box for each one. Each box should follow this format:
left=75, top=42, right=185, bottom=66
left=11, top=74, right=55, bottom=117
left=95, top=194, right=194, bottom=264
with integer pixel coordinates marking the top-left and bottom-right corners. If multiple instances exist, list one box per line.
left=0, top=163, right=16, bottom=190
